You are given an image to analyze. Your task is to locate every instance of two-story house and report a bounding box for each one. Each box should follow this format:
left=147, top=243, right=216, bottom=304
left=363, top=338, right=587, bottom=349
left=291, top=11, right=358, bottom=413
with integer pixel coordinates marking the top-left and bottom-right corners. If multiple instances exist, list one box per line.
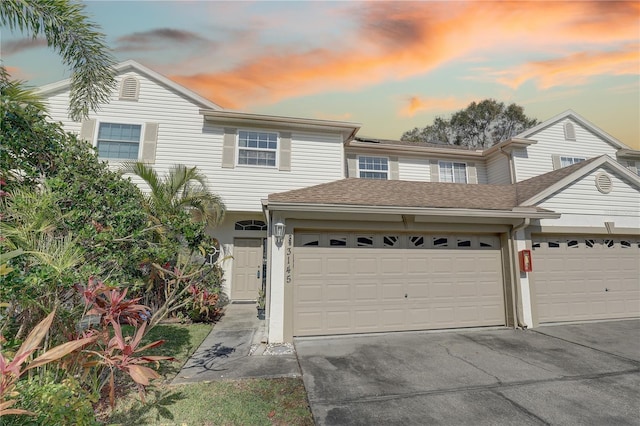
left=40, top=60, right=640, bottom=343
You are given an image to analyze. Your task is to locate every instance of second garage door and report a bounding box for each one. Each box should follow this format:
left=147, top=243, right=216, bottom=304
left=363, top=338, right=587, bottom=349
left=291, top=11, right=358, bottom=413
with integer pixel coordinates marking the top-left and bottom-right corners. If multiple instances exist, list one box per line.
left=532, top=235, right=640, bottom=323
left=293, top=232, right=506, bottom=336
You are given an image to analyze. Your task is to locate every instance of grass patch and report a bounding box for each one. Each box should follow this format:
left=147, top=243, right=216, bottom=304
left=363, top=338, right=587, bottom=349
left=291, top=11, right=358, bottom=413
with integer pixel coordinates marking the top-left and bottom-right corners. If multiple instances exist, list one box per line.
left=143, top=323, right=213, bottom=380
left=105, top=378, right=313, bottom=426
left=101, top=323, right=314, bottom=425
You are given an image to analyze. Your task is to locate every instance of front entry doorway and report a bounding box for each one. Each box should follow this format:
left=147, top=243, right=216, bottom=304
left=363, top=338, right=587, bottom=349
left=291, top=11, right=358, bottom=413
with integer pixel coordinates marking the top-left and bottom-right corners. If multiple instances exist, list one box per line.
left=231, top=238, right=264, bottom=301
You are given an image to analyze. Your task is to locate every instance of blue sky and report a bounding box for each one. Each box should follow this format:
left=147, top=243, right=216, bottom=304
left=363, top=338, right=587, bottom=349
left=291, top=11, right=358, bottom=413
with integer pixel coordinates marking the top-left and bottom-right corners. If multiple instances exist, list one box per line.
left=3, top=1, right=639, bottom=148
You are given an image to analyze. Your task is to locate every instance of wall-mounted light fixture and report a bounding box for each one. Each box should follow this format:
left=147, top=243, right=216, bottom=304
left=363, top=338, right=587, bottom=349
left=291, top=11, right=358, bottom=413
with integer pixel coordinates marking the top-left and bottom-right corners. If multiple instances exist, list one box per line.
left=273, top=221, right=286, bottom=245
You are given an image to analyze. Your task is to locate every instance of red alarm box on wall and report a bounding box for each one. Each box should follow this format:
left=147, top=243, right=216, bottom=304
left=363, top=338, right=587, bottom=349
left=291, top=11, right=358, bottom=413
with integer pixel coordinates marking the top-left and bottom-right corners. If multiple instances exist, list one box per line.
left=519, top=249, right=533, bottom=272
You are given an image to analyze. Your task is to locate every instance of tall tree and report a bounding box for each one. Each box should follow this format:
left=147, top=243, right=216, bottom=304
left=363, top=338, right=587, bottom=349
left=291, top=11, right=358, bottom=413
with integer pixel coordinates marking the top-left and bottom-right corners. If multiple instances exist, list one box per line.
left=0, top=0, right=116, bottom=120
left=401, top=99, right=539, bottom=149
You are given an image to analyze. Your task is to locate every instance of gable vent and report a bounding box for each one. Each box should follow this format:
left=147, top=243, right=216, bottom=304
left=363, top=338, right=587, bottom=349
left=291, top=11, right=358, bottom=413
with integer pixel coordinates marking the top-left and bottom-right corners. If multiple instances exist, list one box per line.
left=595, top=172, right=612, bottom=194
left=120, top=76, right=139, bottom=100
left=563, top=122, right=576, bottom=141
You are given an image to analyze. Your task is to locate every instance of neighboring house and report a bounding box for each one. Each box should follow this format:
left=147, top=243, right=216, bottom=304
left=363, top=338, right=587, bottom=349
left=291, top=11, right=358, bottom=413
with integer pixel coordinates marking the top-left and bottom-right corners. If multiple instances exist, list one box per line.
left=40, top=60, right=640, bottom=344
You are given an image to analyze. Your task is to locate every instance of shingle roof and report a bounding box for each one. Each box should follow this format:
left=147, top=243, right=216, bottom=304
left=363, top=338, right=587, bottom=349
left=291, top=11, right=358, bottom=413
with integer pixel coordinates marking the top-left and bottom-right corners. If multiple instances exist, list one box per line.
left=515, top=156, right=601, bottom=204
left=269, top=178, right=517, bottom=210
left=353, top=137, right=478, bottom=151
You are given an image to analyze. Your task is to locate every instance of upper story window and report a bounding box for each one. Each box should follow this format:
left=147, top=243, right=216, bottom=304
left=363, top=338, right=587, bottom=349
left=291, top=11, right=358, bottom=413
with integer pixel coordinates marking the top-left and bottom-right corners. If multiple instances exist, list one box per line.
left=439, top=161, right=467, bottom=183
left=358, top=156, right=388, bottom=179
left=97, top=122, right=141, bottom=160
left=560, top=156, right=585, bottom=167
left=237, top=130, right=278, bottom=167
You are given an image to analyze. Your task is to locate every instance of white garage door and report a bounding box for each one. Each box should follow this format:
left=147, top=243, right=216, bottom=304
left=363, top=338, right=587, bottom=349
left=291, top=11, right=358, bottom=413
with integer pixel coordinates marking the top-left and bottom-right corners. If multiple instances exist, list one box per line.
left=532, top=235, right=640, bottom=323
left=293, top=232, right=505, bottom=336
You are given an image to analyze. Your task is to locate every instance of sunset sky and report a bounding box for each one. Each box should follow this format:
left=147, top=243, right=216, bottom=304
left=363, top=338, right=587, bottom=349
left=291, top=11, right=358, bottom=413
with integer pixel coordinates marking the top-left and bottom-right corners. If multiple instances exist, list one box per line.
left=3, top=1, right=639, bottom=148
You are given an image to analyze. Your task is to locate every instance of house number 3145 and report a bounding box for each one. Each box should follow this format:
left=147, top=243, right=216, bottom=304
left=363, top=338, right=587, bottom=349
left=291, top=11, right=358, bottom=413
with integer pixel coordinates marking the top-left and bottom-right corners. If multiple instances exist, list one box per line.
left=285, top=235, right=293, bottom=284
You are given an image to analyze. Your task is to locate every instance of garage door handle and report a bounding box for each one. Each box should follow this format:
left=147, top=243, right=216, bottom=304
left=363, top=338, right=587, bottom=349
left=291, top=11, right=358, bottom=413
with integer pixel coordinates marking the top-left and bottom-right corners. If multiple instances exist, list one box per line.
left=605, top=288, right=609, bottom=292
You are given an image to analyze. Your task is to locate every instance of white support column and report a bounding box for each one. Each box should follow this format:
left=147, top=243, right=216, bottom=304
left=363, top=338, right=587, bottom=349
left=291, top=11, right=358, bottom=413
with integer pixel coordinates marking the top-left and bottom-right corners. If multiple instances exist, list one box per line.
left=515, top=229, right=534, bottom=327
left=268, top=215, right=285, bottom=342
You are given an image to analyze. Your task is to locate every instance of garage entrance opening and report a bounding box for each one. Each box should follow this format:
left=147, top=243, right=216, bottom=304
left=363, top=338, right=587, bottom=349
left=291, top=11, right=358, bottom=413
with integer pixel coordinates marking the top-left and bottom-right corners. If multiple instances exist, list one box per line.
left=293, top=232, right=506, bottom=337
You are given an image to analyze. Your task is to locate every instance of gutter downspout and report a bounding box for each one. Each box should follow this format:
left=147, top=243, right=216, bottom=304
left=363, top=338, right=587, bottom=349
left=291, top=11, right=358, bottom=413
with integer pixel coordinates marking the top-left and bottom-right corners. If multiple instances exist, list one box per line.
left=510, top=218, right=530, bottom=329
left=499, top=147, right=516, bottom=184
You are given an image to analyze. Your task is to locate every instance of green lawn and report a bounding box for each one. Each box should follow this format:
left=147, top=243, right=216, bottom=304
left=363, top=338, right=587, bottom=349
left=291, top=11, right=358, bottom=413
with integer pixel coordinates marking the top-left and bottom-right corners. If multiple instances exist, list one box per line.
left=102, top=323, right=314, bottom=425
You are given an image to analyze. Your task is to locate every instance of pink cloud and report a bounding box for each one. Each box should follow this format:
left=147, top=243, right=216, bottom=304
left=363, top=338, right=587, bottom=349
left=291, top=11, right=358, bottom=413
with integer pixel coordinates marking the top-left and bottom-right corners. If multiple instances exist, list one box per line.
left=169, top=1, right=639, bottom=109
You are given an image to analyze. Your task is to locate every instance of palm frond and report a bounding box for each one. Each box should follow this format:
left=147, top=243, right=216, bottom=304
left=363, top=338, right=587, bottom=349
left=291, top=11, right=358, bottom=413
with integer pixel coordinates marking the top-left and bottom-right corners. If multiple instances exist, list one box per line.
left=0, top=0, right=116, bottom=120
left=0, top=66, right=46, bottom=111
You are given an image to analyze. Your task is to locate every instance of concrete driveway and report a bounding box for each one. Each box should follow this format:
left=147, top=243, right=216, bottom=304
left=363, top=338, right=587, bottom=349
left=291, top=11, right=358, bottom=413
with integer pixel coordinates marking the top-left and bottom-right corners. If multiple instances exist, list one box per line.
left=295, top=320, right=640, bottom=425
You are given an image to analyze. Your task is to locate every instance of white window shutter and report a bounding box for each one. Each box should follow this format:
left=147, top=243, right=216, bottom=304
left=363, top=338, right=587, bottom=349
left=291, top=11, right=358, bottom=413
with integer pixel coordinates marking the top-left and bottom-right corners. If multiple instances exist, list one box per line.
left=467, top=162, right=477, bottom=184
left=346, top=153, right=357, bottom=177
left=140, top=122, right=158, bottom=163
left=79, top=119, right=96, bottom=143
left=389, top=156, right=399, bottom=180
left=430, top=160, right=439, bottom=182
left=222, top=128, right=237, bottom=168
left=279, top=132, right=292, bottom=171
left=551, top=154, right=561, bottom=170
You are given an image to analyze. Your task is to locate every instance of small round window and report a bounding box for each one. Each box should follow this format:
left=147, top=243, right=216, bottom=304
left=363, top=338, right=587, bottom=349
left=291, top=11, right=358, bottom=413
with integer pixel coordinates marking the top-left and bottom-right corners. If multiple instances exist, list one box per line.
left=595, top=172, right=612, bottom=194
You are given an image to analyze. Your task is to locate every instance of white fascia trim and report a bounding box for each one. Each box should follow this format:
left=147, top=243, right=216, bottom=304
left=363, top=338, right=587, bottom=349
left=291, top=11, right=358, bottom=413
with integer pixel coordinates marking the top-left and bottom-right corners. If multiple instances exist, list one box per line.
left=200, top=109, right=361, bottom=142
left=347, top=142, right=484, bottom=159
left=37, top=60, right=223, bottom=111
left=520, top=155, right=640, bottom=206
left=265, top=202, right=560, bottom=219
left=516, top=110, right=628, bottom=150
left=616, top=149, right=640, bottom=159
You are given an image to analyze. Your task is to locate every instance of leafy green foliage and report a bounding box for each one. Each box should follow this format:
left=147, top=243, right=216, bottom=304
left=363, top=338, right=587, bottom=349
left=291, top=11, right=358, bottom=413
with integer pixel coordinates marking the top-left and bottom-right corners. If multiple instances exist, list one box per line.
left=0, top=0, right=116, bottom=120
left=401, top=99, right=539, bottom=148
left=2, top=375, right=98, bottom=426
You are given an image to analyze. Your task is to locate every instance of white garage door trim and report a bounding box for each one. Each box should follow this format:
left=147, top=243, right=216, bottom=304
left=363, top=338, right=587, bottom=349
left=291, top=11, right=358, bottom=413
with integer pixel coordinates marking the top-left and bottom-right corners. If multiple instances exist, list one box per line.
left=293, top=232, right=506, bottom=336
left=532, top=235, right=640, bottom=324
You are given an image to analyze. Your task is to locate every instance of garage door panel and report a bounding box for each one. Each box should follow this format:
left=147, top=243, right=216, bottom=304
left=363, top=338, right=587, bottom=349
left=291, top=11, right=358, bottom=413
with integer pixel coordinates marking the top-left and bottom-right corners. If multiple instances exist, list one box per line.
left=294, top=234, right=506, bottom=336
left=533, top=235, right=640, bottom=323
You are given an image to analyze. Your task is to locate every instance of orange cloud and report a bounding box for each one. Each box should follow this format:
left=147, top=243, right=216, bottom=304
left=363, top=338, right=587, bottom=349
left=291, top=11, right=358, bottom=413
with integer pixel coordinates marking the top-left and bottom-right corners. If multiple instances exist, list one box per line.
left=400, top=96, right=471, bottom=117
left=170, top=1, right=639, bottom=109
left=494, top=45, right=639, bottom=90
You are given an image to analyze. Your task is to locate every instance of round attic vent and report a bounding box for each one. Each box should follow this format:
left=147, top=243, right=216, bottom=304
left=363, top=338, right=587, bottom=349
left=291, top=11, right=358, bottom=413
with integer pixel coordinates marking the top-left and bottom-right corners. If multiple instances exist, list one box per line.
left=595, top=172, right=612, bottom=194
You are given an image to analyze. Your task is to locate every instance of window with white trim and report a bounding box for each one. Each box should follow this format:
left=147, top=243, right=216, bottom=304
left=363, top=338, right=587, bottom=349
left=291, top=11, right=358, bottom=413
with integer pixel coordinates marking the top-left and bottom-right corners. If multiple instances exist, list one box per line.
left=97, top=122, right=141, bottom=160
left=237, top=130, right=278, bottom=167
left=358, top=156, right=388, bottom=179
left=439, top=161, right=467, bottom=183
left=560, top=156, right=585, bottom=167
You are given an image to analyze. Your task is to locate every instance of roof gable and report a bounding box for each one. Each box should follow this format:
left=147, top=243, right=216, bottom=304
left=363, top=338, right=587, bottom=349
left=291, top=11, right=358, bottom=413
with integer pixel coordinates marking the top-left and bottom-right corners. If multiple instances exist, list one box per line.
left=516, top=155, right=640, bottom=205
left=515, top=110, right=629, bottom=150
left=37, top=59, right=222, bottom=111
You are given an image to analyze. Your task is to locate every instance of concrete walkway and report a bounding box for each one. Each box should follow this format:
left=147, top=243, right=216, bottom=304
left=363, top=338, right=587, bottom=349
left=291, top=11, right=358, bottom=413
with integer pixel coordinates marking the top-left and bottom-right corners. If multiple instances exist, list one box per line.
left=171, top=303, right=300, bottom=384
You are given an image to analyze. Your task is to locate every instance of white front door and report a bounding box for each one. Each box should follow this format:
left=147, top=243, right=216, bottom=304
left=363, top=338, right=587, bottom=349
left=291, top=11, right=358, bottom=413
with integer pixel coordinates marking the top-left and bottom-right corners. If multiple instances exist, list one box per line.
left=231, top=238, right=263, bottom=301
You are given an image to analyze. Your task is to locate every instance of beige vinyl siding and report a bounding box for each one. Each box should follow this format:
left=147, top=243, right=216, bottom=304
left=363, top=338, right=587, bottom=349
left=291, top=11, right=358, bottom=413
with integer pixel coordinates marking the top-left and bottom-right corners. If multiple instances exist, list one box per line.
left=398, top=158, right=431, bottom=181
left=513, top=119, right=618, bottom=182
left=43, top=70, right=346, bottom=213
left=486, top=154, right=511, bottom=185
left=536, top=166, right=640, bottom=229
left=474, top=161, right=489, bottom=184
